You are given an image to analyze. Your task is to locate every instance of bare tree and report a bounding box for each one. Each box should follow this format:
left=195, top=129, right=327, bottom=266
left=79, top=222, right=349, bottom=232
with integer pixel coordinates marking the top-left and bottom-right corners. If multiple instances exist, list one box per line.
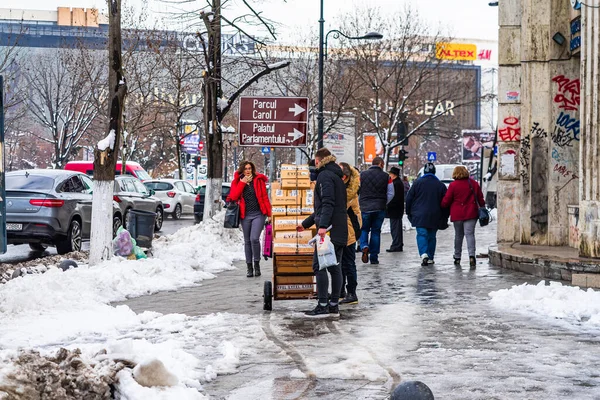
left=341, top=5, right=483, bottom=169
left=89, top=0, right=127, bottom=266
left=24, top=49, right=103, bottom=169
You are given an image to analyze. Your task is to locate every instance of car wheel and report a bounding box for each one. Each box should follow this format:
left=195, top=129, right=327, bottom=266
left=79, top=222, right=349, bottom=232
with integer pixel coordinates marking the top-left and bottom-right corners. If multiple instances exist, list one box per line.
left=173, top=204, right=182, bottom=220
left=56, top=219, right=82, bottom=255
left=123, top=208, right=131, bottom=229
left=154, top=207, right=163, bottom=232
left=29, top=243, right=48, bottom=252
left=113, top=214, right=123, bottom=238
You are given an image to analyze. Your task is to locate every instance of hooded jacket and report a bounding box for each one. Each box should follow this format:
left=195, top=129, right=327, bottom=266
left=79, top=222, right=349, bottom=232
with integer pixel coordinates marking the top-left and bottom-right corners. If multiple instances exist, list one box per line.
left=227, top=171, right=271, bottom=219
left=345, top=166, right=362, bottom=245
left=405, top=173, right=447, bottom=229
left=301, top=155, right=348, bottom=247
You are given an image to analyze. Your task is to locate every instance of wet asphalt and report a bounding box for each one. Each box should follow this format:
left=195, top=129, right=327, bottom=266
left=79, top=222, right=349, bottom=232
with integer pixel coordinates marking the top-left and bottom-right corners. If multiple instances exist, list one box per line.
left=120, top=224, right=600, bottom=400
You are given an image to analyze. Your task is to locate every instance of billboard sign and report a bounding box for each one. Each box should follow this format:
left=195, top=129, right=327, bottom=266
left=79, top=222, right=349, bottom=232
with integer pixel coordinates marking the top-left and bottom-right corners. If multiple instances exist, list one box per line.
left=436, top=43, right=477, bottom=61
left=362, top=133, right=384, bottom=164
left=238, top=96, right=309, bottom=147
left=462, top=130, right=495, bottom=162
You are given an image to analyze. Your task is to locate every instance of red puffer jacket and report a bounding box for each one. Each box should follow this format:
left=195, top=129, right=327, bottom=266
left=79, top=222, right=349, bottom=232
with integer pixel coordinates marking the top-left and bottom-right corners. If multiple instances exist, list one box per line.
left=441, top=178, right=485, bottom=222
left=227, top=171, right=271, bottom=219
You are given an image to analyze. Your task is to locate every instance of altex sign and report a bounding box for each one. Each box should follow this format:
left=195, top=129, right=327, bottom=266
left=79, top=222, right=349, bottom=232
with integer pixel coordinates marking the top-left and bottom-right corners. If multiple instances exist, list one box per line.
left=436, top=43, right=477, bottom=61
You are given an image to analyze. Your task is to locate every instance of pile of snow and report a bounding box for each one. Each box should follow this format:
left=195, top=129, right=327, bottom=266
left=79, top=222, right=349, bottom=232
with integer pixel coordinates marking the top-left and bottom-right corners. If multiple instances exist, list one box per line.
left=489, top=281, right=600, bottom=326
left=0, top=213, right=246, bottom=398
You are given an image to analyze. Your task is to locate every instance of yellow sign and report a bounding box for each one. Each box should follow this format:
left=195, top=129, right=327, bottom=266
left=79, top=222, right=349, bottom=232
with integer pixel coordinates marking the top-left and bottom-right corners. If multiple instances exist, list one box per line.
left=436, top=43, right=477, bottom=61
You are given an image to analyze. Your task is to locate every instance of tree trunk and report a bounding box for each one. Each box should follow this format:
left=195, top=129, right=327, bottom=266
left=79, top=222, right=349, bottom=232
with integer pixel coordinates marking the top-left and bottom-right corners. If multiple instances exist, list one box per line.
left=89, top=0, right=127, bottom=266
left=202, top=0, right=224, bottom=221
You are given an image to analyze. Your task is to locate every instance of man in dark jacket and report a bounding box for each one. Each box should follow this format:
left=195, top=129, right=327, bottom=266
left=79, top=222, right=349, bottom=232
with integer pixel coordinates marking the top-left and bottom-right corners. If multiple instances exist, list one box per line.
left=298, top=148, right=348, bottom=317
left=359, top=157, right=394, bottom=264
left=386, top=167, right=404, bottom=252
left=405, top=163, right=447, bottom=266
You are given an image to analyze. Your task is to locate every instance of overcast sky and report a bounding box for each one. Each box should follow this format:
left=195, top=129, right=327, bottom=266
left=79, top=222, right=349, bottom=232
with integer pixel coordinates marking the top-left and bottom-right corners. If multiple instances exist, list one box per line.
left=2, top=0, right=499, bottom=42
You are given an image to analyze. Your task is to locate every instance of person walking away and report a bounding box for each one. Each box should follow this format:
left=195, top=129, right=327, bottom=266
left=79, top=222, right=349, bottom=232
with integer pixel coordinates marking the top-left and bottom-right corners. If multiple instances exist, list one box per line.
left=405, top=163, right=447, bottom=266
left=402, top=175, right=411, bottom=197
left=339, top=162, right=361, bottom=305
left=227, top=161, right=271, bottom=277
left=359, top=157, right=394, bottom=265
left=297, top=148, right=348, bottom=317
left=386, top=167, right=404, bottom=252
left=441, top=166, right=485, bottom=269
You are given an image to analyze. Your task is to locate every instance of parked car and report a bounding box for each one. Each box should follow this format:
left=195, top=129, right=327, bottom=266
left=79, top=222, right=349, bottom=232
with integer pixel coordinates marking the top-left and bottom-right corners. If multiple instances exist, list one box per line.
left=416, top=164, right=466, bottom=188
left=5, top=169, right=123, bottom=254
left=113, top=175, right=164, bottom=231
left=144, top=179, right=196, bottom=219
left=65, top=160, right=152, bottom=181
left=194, top=183, right=231, bottom=223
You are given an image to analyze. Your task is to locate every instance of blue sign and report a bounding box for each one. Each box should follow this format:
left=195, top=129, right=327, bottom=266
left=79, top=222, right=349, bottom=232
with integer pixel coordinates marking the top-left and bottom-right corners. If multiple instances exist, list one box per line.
left=427, top=152, right=437, bottom=162
left=261, top=147, right=271, bottom=154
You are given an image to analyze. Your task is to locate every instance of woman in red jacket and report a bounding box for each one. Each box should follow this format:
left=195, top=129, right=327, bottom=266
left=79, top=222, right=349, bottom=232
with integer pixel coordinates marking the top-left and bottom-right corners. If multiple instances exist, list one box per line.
left=227, top=161, right=271, bottom=277
left=441, top=166, right=485, bottom=269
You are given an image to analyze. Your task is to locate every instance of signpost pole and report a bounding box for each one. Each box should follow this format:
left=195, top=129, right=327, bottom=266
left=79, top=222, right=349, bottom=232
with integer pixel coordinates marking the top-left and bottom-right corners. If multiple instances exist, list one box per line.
left=0, top=76, right=7, bottom=254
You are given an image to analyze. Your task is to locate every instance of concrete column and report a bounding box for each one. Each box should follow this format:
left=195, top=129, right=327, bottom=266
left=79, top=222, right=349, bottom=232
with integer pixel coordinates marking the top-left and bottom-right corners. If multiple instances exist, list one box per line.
left=497, top=0, right=522, bottom=243
left=579, top=5, right=600, bottom=257
left=497, top=0, right=579, bottom=246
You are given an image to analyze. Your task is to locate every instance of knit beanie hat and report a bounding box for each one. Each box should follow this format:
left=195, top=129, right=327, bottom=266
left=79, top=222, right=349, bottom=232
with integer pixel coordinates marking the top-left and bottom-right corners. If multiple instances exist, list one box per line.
left=424, top=162, right=436, bottom=175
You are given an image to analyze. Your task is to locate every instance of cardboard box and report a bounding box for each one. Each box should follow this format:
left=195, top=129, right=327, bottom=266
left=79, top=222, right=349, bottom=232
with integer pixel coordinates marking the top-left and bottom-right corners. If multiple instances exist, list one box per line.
left=271, top=182, right=299, bottom=206
left=273, top=242, right=314, bottom=254
left=286, top=207, right=302, bottom=215
left=301, top=207, right=313, bottom=215
left=281, top=166, right=310, bottom=179
left=273, top=215, right=314, bottom=231
left=302, top=190, right=314, bottom=207
left=281, top=178, right=311, bottom=190
left=273, top=215, right=302, bottom=231
left=274, top=230, right=312, bottom=244
left=271, top=206, right=287, bottom=216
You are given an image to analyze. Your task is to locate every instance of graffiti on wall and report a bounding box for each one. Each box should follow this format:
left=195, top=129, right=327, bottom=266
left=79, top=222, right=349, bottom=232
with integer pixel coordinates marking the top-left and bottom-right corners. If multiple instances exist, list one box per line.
left=552, top=75, right=580, bottom=111
left=551, top=111, right=580, bottom=147
left=553, top=163, right=578, bottom=191
left=520, top=136, right=531, bottom=192
left=499, top=116, right=521, bottom=142
left=530, top=122, right=548, bottom=138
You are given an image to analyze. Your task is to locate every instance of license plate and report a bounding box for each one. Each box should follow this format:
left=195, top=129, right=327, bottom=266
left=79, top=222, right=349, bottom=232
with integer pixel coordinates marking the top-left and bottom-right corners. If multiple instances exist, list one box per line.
left=6, top=223, right=23, bottom=231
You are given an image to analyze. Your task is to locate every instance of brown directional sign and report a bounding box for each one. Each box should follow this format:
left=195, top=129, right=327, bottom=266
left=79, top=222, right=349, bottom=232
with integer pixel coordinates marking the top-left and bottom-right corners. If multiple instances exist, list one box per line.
left=238, top=96, right=309, bottom=147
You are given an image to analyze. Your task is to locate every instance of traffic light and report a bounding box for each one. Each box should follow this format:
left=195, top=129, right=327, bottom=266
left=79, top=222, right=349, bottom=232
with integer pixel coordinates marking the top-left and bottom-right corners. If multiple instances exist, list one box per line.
left=398, top=149, right=408, bottom=166
left=193, top=155, right=202, bottom=167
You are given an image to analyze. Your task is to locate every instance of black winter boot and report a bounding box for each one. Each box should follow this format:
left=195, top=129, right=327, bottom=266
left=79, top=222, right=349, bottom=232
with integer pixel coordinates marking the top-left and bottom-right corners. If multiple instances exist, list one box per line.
left=246, top=263, right=253, bottom=277
left=254, top=261, right=261, bottom=277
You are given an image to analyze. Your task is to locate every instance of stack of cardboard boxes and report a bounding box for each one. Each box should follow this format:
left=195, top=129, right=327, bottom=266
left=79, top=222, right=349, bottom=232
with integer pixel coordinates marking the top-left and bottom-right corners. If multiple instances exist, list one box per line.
left=270, top=164, right=315, bottom=254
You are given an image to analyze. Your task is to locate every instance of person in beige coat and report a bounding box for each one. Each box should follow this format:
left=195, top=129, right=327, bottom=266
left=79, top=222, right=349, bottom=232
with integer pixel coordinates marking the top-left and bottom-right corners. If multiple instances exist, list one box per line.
left=339, top=162, right=362, bottom=304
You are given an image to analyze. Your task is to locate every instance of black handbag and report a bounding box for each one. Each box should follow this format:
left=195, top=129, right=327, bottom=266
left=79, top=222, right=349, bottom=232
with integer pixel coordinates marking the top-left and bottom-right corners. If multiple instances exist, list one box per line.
left=224, top=202, right=241, bottom=228
left=468, top=179, right=490, bottom=227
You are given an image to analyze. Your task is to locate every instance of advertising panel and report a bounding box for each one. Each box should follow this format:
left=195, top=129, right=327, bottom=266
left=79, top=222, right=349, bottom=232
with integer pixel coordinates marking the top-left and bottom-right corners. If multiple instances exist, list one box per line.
left=462, top=130, right=495, bottom=162
left=363, top=133, right=383, bottom=164
left=436, top=43, right=477, bottom=61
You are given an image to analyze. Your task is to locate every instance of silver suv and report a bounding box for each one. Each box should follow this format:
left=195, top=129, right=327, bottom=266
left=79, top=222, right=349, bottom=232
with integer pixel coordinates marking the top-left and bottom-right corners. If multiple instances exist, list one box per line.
left=113, top=175, right=164, bottom=231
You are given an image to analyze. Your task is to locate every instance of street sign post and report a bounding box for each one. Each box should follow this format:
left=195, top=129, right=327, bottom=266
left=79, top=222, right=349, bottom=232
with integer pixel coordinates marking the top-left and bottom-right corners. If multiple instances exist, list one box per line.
left=238, top=96, right=309, bottom=147
left=0, top=76, right=6, bottom=254
left=427, top=152, right=437, bottom=162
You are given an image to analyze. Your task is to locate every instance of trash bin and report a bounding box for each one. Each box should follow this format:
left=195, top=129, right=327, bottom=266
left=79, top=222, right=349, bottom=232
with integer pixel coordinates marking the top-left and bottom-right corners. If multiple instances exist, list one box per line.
left=127, top=209, right=156, bottom=248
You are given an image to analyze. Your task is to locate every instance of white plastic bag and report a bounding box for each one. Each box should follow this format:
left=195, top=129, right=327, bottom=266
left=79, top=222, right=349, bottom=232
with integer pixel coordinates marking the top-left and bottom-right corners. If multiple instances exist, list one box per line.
left=316, top=235, right=337, bottom=270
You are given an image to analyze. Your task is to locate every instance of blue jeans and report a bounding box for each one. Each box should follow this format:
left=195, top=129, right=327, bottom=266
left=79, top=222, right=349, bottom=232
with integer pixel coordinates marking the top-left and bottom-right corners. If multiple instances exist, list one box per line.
left=360, top=210, right=386, bottom=262
left=416, top=227, right=438, bottom=260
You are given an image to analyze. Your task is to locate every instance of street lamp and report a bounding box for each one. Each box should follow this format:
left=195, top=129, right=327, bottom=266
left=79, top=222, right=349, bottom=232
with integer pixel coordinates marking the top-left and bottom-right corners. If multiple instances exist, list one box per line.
left=317, top=2, right=383, bottom=149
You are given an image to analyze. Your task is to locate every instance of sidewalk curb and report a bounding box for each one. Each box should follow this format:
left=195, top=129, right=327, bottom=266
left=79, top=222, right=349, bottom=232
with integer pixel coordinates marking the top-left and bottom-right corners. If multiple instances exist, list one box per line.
left=489, top=243, right=600, bottom=287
